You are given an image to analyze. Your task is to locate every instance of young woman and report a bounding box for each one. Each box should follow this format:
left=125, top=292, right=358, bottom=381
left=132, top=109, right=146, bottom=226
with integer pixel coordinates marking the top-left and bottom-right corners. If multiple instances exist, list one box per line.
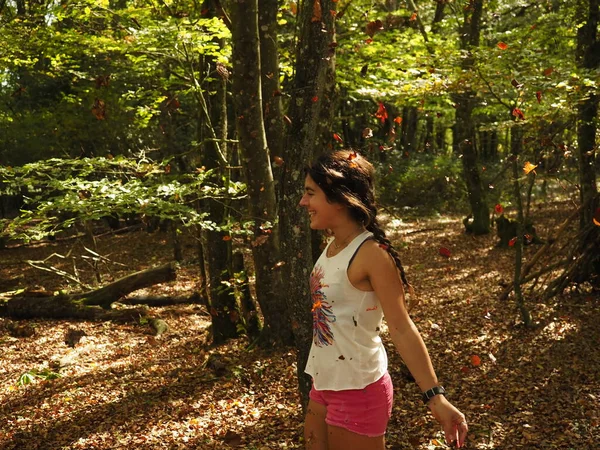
left=299, top=150, right=468, bottom=450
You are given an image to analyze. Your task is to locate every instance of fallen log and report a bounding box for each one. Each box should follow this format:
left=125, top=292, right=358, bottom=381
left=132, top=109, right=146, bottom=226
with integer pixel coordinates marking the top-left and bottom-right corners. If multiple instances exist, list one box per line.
left=0, top=262, right=177, bottom=320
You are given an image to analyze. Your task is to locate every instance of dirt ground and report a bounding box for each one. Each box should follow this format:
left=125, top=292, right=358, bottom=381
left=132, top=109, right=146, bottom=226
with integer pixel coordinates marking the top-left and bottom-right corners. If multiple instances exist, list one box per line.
left=0, top=199, right=598, bottom=449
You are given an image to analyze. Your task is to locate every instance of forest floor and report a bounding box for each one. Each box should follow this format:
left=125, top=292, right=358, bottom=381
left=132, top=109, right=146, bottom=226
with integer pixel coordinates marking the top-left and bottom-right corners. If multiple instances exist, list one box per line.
left=0, top=199, right=598, bottom=450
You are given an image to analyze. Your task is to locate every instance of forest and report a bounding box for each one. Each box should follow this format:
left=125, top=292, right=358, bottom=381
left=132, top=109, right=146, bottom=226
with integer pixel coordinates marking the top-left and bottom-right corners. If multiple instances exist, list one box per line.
left=0, top=0, right=598, bottom=449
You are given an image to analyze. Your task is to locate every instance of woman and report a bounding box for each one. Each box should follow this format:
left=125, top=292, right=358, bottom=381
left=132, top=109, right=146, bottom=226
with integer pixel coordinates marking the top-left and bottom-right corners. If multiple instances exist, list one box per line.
left=299, top=150, right=468, bottom=449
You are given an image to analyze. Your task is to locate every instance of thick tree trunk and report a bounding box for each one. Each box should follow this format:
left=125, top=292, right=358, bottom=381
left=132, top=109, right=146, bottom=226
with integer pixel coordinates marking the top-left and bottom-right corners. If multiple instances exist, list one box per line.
left=230, top=0, right=292, bottom=345
left=452, top=0, right=489, bottom=235
left=1, top=263, right=177, bottom=319
left=576, top=0, right=599, bottom=230
left=279, top=0, right=339, bottom=410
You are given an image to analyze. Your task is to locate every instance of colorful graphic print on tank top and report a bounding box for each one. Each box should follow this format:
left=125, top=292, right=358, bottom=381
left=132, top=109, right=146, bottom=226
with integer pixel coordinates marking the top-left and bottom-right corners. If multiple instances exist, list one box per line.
left=310, top=264, right=336, bottom=347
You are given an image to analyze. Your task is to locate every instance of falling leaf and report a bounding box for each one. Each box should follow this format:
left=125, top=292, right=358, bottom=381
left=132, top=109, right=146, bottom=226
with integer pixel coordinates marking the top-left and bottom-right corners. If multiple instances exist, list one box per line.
left=283, top=115, right=292, bottom=125
left=543, top=67, right=554, bottom=76
left=409, top=12, right=418, bottom=21
left=471, top=355, right=481, bottom=366
left=362, top=127, right=373, bottom=138
left=222, top=235, right=232, bottom=241
left=311, top=96, right=319, bottom=103
left=512, top=108, right=525, bottom=120
left=91, top=98, right=106, bottom=120
left=360, top=64, right=369, bottom=77
left=439, top=247, right=451, bottom=258
left=333, top=133, right=343, bottom=143
left=311, top=0, right=322, bottom=22
left=511, top=78, right=523, bottom=89
left=164, top=164, right=171, bottom=174
left=272, top=261, right=286, bottom=270
left=593, top=208, right=600, bottom=226
left=495, top=204, right=504, bottom=214
left=365, top=38, right=373, bottom=44
left=252, top=235, right=269, bottom=247
left=394, top=116, right=403, bottom=124
left=290, top=2, right=297, bottom=15
left=508, top=237, right=517, bottom=247
left=366, top=19, right=383, bottom=38
left=273, top=156, right=284, bottom=166
left=375, top=102, right=388, bottom=123
left=536, top=91, right=542, bottom=103
left=523, top=161, right=538, bottom=175
left=497, top=42, right=508, bottom=50
left=347, top=151, right=358, bottom=161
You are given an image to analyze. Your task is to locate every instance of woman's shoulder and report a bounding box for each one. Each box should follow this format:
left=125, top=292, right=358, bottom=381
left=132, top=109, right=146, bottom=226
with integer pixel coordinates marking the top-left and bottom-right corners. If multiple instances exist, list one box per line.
left=357, top=237, right=394, bottom=264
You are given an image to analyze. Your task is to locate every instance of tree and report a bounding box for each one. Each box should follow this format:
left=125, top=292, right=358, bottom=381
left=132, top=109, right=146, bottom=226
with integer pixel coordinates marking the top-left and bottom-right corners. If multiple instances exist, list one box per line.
left=278, top=0, right=339, bottom=408
left=230, top=0, right=293, bottom=345
left=575, top=0, right=599, bottom=230
left=451, top=0, right=490, bottom=235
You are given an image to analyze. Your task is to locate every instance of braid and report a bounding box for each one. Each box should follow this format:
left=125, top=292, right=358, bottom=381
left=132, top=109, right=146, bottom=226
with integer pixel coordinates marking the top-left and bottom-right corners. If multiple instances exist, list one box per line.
left=366, top=208, right=419, bottom=311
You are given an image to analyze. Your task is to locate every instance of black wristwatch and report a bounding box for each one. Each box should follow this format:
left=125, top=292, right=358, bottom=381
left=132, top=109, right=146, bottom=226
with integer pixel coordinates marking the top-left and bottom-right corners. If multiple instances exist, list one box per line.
left=422, top=385, right=446, bottom=404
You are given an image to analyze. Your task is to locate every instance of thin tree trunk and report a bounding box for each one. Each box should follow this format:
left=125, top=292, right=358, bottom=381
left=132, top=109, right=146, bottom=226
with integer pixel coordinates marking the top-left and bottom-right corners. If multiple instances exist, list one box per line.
left=259, top=0, right=286, bottom=202
left=510, top=126, right=532, bottom=326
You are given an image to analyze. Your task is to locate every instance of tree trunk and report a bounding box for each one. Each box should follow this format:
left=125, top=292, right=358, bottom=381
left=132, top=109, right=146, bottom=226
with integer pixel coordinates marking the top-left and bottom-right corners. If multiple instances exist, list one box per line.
left=452, top=0, right=489, bottom=235
left=199, top=11, right=240, bottom=343
left=279, top=0, right=339, bottom=411
left=259, top=0, right=286, bottom=202
left=576, top=0, right=599, bottom=230
left=510, top=126, right=532, bottom=326
left=1, top=263, right=177, bottom=319
left=230, top=0, right=291, bottom=345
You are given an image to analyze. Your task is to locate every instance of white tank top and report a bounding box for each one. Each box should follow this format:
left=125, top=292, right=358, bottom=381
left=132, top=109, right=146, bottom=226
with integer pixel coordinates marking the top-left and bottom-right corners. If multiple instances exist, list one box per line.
left=305, top=230, right=387, bottom=390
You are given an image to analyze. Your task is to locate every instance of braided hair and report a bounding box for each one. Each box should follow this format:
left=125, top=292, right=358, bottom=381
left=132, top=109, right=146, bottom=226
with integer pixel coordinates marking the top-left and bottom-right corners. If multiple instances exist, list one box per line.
left=306, top=150, right=417, bottom=307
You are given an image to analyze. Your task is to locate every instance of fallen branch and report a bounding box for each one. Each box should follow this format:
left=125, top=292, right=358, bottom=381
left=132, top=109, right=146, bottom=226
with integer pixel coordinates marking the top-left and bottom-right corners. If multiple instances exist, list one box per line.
left=0, top=262, right=177, bottom=320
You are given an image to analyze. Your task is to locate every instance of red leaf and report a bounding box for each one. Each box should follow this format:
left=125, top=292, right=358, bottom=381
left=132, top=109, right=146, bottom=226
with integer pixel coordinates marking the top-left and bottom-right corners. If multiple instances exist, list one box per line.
left=311, top=0, right=322, bottom=22
left=409, top=12, right=417, bottom=21
left=375, top=102, right=388, bottom=123
left=497, top=42, right=508, bottom=50
left=495, top=204, right=504, bottom=214
left=536, top=91, right=542, bottom=103
left=333, top=133, right=343, bottom=143
left=439, top=247, right=451, bottom=258
left=311, top=96, right=319, bottom=103
left=508, top=237, right=517, bottom=247
left=365, top=38, right=373, bottom=44
left=347, top=151, right=358, bottom=161
left=471, top=355, right=481, bottom=366
left=273, top=156, right=284, bottom=167
left=543, top=67, right=554, bottom=76
left=222, top=235, right=232, bottom=241
left=394, top=116, right=403, bottom=124
left=512, top=108, right=525, bottom=120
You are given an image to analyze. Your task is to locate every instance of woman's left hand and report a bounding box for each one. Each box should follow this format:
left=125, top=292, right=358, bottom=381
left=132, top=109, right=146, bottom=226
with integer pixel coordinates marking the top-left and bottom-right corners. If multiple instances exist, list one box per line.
left=427, top=395, right=468, bottom=448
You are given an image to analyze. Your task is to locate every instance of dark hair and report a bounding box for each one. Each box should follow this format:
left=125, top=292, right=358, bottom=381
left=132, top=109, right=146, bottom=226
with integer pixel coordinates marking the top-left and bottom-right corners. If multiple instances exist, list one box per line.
left=306, top=150, right=415, bottom=303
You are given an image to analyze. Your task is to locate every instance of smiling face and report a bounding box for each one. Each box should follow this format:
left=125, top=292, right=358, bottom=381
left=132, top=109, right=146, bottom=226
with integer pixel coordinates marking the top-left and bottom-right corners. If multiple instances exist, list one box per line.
left=299, top=175, right=343, bottom=230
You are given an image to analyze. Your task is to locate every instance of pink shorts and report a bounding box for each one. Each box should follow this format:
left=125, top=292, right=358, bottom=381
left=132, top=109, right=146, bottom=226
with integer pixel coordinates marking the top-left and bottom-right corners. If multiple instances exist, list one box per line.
left=309, top=372, right=393, bottom=437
